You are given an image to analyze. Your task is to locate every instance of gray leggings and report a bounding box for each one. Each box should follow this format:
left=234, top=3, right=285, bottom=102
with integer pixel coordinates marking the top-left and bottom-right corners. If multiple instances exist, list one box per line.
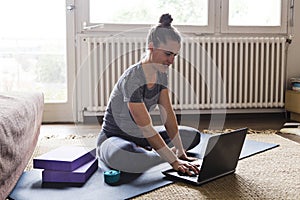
left=97, top=125, right=201, bottom=173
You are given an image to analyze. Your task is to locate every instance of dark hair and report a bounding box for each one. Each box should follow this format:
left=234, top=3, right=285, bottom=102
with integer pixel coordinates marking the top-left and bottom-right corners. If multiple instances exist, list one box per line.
left=147, top=13, right=181, bottom=48
left=158, top=14, right=173, bottom=27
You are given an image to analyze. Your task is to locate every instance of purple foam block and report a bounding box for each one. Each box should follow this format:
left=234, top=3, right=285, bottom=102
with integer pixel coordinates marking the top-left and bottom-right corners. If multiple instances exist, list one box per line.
left=33, top=146, right=96, bottom=171
left=42, top=158, right=98, bottom=183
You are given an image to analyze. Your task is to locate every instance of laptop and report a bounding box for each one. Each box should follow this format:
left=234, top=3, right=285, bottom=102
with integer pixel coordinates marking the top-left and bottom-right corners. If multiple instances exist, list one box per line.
left=162, top=127, right=248, bottom=185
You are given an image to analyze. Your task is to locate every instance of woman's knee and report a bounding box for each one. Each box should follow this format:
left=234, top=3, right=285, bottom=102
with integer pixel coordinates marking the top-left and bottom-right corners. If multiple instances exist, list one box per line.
left=98, top=137, right=161, bottom=173
left=153, top=125, right=201, bottom=150
left=178, top=125, right=201, bottom=150
left=99, top=137, right=134, bottom=168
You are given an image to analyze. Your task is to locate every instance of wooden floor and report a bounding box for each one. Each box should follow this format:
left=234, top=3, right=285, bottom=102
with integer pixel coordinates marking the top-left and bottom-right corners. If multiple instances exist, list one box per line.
left=41, top=113, right=300, bottom=143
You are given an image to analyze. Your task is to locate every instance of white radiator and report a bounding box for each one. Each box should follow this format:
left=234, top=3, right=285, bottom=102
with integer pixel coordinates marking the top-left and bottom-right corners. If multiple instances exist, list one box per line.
left=76, top=36, right=287, bottom=118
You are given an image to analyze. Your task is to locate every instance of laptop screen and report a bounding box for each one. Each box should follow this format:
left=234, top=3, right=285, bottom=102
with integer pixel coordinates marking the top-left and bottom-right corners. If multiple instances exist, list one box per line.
left=198, top=128, right=247, bottom=181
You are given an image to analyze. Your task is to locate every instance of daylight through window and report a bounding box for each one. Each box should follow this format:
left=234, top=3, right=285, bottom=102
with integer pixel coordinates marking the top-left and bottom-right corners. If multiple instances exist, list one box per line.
left=90, top=0, right=208, bottom=26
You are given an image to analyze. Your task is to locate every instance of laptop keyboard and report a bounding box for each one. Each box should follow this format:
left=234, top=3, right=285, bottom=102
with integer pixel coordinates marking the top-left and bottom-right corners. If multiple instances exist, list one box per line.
left=177, top=159, right=203, bottom=177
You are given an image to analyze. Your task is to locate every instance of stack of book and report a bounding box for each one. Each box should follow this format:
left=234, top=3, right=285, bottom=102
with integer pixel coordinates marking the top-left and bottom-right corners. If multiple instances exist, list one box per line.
left=33, top=146, right=98, bottom=186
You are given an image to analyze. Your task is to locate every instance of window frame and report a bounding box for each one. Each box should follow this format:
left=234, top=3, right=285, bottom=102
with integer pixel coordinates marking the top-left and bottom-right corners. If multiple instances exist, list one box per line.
left=77, top=0, right=290, bottom=36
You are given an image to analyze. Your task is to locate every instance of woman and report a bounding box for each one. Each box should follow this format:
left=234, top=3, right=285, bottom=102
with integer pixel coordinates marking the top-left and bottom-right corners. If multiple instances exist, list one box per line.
left=97, top=14, right=201, bottom=175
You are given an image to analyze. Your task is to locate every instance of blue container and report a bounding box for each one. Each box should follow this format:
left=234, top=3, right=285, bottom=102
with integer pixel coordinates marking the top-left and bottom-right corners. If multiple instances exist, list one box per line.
left=292, top=82, right=300, bottom=87
left=292, top=82, right=300, bottom=91
left=104, top=170, right=121, bottom=184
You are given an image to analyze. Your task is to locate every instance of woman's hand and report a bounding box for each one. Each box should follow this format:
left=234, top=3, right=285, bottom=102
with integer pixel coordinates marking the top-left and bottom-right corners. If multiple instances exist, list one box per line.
left=175, top=148, right=198, bottom=162
left=171, top=159, right=200, bottom=176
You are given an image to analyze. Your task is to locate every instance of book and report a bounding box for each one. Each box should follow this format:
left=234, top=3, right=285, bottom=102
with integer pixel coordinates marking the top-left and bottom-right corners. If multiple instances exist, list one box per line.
left=42, top=158, right=98, bottom=184
left=33, top=146, right=96, bottom=171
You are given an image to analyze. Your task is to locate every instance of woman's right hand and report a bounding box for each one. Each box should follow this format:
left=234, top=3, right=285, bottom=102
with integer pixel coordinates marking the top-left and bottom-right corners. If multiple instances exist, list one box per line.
left=171, top=159, right=200, bottom=176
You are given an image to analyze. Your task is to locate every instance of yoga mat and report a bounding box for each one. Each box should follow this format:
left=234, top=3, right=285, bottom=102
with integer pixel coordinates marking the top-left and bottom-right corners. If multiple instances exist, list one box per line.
left=239, top=139, right=279, bottom=160
left=9, top=162, right=172, bottom=200
left=188, top=133, right=280, bottom=160
left=9, top=135, right=279, bottom=200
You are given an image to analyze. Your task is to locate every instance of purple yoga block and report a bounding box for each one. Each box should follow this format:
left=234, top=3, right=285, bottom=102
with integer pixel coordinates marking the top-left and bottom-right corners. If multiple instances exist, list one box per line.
left=33, top=146, right=96, bottom=171
left=42, top=159, right=98, bottom=183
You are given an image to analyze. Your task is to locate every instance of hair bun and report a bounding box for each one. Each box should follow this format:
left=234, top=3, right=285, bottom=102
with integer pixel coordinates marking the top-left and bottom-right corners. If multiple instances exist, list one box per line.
left=159, top=13, right=173, bottom=27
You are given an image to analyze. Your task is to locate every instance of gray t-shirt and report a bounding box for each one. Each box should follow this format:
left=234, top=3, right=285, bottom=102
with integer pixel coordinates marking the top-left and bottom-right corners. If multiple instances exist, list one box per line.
left=101, top=62, right=168, bottom=146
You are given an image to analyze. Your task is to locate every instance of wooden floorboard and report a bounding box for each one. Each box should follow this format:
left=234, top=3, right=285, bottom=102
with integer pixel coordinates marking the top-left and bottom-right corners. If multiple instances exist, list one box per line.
left=41, top=113, right=300, bottom=144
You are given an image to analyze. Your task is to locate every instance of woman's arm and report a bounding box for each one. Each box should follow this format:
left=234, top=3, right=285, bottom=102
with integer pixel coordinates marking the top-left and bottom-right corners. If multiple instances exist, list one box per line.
left=158, top=89, right=185, bottom=153
left=127, top=102, right=177, bottom=163
left=127, top=101, right=199, bottom=175
left=158, top=89, right=198, bottom=161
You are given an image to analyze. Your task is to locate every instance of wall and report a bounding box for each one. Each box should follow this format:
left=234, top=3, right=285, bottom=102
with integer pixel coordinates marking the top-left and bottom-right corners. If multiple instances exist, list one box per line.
left=287, top=1, right=300, bottom=86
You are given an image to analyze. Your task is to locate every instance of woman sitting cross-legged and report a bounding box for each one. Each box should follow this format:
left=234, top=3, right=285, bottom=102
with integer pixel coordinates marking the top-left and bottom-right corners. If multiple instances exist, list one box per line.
left=97, top=13, right=201, bottom=175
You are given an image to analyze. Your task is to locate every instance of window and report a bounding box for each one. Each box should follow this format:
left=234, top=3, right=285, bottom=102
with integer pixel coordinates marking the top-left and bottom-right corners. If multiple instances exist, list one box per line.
left=84, top=0, right=214, bottom=34
left=228, top=0, right=281, bottom=26
left=221, top=0, right=288, bottom=33
left=0, top=0, right=76, bottom=122
left=90, top=0, right=208, bottom=26
left=0, top=0, right=67, bottom=102
left=82, top=0, right=289, bottom=34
